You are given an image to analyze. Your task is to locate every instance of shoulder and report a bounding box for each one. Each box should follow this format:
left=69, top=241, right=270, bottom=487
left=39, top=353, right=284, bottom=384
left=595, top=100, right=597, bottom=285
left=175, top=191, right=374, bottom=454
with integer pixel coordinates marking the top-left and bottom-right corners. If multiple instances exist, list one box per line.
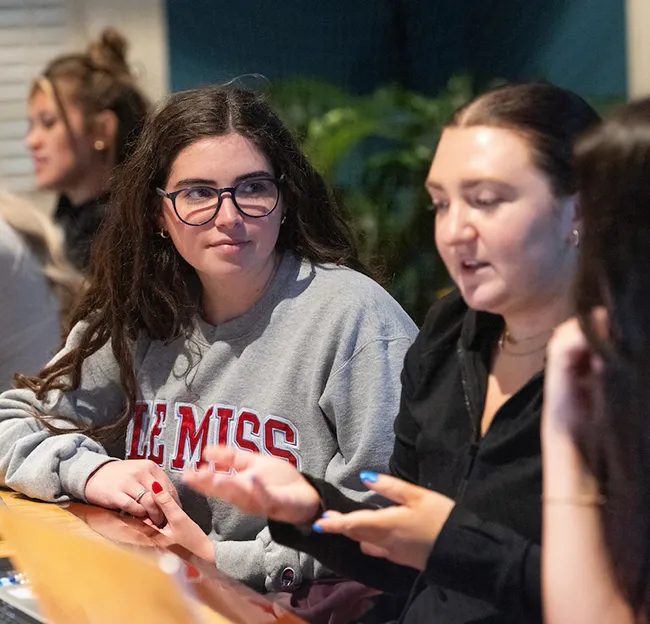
left=0, top=220, right=50, bottom=298
left=0, top=219, right=27, bottom=264
left=295, top=259, right=418, bottom=337
left=408, top=289, right=469, bottom=358
left=421, top=289, right=468, bottom=335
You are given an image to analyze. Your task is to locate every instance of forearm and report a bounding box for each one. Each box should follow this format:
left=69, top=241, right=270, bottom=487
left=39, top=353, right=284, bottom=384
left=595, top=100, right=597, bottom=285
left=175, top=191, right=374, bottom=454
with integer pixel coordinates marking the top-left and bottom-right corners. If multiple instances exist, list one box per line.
left=269, top=476, right=420, bottom=595
left=0, top=417, right=113, bottom=501
left=542, top=428, right=634, bottom=624
left=424, top=505, right=542, bottom=622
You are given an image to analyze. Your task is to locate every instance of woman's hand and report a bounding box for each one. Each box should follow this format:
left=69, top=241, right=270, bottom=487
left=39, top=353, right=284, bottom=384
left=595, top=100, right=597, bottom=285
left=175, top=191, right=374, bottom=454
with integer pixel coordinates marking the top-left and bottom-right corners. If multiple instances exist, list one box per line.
left=313, top=472, right=455, bottom=571
left=183, top=445, right=322, bottom=525
left=84, top=459, right=179, bottom=527
left=543, top=312, right=607, bottom=440
left=148, top=481, right=215, bottom=562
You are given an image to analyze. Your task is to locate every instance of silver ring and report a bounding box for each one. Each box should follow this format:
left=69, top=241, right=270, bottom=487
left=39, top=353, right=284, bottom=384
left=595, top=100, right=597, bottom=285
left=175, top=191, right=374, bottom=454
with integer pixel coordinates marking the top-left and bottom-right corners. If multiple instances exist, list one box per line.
left=134, top=488, right=147, bottom=503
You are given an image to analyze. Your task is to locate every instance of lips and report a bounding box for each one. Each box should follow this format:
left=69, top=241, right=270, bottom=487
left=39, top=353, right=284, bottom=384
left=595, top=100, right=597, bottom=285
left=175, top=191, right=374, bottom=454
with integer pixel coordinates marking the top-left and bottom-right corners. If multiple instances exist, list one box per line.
left=208, top=240, right=249, bottom=248
left=460, top=260, right=489, bottom=269
left=458, top=259, right=491, bottom=275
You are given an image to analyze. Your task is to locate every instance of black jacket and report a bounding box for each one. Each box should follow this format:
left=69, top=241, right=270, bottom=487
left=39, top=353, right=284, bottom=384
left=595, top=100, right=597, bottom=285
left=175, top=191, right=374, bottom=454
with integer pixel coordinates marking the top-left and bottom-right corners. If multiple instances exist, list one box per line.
left=54, top=193, right=109, bottom=271
left=271, top=291, right=543, bottom=623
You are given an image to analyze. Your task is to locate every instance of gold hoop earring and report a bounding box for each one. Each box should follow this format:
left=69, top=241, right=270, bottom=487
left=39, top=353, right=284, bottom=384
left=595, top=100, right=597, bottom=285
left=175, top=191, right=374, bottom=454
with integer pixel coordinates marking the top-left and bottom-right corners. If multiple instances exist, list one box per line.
left=572, top=228, right=580, bottom=248
left=159, top=229, right=170, bottom=239
left=94, top=140, right=106, bottom=151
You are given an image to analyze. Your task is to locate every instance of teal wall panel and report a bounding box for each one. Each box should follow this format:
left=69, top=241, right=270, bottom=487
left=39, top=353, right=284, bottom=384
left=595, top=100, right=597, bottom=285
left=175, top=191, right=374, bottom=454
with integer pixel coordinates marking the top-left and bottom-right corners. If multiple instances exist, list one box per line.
left=167, top=0, right=627, bottom=97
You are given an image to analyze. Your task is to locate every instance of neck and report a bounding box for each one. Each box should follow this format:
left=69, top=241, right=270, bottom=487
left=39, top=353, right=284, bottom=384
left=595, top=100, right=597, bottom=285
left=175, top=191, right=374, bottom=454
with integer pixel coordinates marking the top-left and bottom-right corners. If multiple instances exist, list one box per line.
left=501, top=290, right=574, bottom=346
left=200, top=252, right=280, bottom=326
left=61, top=165, right=110, bottom=206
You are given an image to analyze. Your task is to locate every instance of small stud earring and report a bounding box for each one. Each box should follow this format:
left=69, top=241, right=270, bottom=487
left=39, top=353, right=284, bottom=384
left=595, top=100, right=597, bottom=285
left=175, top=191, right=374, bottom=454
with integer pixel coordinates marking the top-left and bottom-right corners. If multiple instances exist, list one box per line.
left=94, top=140, right=106, bottom=151
left=572, top=228, right=580, bottom=248
left=159, top=229, right=170, bottom=239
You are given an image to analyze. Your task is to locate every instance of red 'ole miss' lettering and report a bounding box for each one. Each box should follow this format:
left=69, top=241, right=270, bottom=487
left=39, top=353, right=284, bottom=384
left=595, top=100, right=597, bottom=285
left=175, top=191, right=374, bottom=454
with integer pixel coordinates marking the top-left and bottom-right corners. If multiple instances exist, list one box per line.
left=125, top=401, right=301, bottom=471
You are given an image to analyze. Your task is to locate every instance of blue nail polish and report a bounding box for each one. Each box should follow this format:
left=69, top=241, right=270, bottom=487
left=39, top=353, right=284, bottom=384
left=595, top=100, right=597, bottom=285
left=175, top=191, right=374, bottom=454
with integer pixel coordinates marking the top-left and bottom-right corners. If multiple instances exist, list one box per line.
left=321, top=512, right=329, bottom=519
left=312, top=524, right=324, bottom=533
left=360, top=471, right=378, bottom=483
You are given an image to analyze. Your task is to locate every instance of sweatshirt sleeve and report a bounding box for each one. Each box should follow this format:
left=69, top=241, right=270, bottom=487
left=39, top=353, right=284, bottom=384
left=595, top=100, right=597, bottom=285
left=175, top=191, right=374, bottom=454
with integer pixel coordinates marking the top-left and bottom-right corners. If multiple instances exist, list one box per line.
left=211, top=523, right=324, bottom=593
left=0, top=322, right=128, bottom=502
left=318, top=336, right=413, bottom=502
left=425, top=505, right=542, bottom=622
left=269, top=475, right=420, bottom=595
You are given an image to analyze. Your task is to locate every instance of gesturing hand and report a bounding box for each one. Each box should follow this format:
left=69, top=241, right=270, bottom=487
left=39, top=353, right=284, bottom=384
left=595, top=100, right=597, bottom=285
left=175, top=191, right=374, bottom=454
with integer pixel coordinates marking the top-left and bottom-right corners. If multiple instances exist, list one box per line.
left=84, top=459, right=179, bottom=527
left=313, top=472, right=455, bottom=572
left=543, top=312, right=607, bottom=440
left=184, top=445, right=322, bottom=525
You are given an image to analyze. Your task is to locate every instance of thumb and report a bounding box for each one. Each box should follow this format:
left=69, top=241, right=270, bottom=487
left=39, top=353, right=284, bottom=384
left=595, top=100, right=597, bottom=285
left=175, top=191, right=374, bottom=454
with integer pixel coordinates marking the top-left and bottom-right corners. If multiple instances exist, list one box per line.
left=359, top=472, right=421, bottom=505
left=151, top=481, right=183, bottom=521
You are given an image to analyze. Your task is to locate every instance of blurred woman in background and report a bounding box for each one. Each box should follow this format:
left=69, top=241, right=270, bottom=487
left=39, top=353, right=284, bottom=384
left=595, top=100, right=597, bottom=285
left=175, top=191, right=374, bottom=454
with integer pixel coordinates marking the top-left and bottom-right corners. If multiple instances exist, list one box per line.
left=543, top=97, right=650, bottom=624
left=0, top=191, right=82, bottom=389
left=25, top=28, right=149, bottom=270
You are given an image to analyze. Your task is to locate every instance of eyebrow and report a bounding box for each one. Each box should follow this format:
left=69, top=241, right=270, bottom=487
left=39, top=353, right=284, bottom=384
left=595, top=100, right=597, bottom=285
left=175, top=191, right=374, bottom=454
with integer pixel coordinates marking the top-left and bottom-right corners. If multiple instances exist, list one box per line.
left=425, top=178, right=514, bottom=192
left=172, top=170, right=273, bottom=190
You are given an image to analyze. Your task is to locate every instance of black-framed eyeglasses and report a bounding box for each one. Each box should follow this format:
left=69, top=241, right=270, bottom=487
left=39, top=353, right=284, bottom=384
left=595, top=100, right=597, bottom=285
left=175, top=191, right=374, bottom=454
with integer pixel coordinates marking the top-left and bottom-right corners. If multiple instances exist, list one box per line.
left=156, top=174, right=284, bottom=226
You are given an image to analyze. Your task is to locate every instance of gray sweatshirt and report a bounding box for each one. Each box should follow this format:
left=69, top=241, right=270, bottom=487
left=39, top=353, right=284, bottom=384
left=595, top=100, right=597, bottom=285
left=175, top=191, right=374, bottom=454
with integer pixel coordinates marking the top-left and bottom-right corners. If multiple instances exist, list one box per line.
left=0, top=252, right=417, bottom=591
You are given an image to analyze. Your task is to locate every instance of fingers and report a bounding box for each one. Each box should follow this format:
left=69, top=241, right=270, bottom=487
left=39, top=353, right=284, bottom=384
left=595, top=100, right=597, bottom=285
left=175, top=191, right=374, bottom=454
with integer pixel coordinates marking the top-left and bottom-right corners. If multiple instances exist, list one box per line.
left=202, top=445, right=257, bottom=472
left=150, top=481, right=186, bottom=524
left=122, top=480, right=165, bottom=526
left=150, top=467, right=180, bottom=504
left=113, top=491, right=148, bottom=518
left=360, top=542, right=390, bottom=559
left=137, top=492, right=166, bottom=528
left=185, top=470, right=263, bottom=516
left=315, top=508, right=395, bottom=542
left=359, top=472, right=421, bottom=505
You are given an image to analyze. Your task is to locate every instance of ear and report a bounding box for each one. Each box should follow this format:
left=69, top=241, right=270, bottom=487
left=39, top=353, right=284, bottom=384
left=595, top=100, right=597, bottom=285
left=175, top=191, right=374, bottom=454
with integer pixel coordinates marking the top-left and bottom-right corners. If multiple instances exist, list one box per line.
left=560, top=194, right=581, bottom=233
left=92, top=110, right=119, bottom=152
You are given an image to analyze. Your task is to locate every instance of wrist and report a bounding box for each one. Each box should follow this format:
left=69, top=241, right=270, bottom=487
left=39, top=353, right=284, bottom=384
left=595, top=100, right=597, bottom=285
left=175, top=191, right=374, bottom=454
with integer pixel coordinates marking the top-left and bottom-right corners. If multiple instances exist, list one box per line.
left=296, top=492, right=325, bottom=526
left=199, top=535, right=216, bottom=563
left=543, top=433, right=601, bottom=498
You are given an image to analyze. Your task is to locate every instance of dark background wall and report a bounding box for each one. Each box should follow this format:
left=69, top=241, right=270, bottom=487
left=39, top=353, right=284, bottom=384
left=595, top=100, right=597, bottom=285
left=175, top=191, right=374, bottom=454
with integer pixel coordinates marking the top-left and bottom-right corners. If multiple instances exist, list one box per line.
left=167, top=0, right=627, bottom=98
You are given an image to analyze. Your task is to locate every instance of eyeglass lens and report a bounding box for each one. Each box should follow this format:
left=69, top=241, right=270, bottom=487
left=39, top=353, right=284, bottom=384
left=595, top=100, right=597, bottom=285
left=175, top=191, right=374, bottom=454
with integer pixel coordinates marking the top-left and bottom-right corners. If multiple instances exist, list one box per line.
left=175, top=178, right=279, bottom=224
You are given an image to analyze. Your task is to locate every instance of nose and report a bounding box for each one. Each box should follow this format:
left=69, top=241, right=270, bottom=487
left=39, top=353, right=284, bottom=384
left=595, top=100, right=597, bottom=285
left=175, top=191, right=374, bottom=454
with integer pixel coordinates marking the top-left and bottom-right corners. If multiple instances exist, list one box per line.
left=214, top=192, right=243, bottom=229
left=436, top=202, right=477, bottom=247
left=25, top=126, right=40, bottom=151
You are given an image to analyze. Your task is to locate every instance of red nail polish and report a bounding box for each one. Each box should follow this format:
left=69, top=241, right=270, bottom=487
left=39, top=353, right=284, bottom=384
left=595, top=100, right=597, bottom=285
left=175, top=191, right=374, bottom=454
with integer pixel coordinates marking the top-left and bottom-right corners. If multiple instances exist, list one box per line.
left=151, top=481, right=163, bottom=494
left=186, top=565, right=200, bottom=580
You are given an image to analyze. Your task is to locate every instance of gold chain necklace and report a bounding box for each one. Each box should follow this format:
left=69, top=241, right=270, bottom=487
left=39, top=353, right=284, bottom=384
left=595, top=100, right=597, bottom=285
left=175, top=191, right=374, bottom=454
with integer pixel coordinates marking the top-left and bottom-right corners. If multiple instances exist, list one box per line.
left=497, top=328, right=552, bottom=357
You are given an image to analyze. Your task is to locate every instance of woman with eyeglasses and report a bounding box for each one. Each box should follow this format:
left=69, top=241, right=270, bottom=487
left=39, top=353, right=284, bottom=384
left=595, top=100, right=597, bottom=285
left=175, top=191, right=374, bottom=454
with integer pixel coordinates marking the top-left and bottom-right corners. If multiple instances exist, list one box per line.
left=0, top=85, right=417, bottom=593
left=183, top=82, right=601, bottom=623
left=26, top=28, right=149, bottom=271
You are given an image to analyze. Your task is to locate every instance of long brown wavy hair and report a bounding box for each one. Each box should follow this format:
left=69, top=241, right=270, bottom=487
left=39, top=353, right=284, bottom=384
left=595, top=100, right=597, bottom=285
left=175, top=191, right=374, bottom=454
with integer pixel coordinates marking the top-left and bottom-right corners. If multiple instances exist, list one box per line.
left=15, top=85, right=369, bottom=443
left=574, top=97, right=650, bottom=619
